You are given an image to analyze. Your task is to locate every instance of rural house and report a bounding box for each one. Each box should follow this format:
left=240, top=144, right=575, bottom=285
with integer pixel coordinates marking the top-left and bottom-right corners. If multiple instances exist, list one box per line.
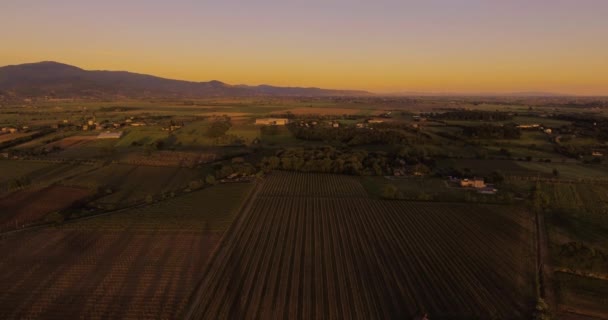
left=460, top=177, right=486, bottom=189
left=97, top=131, right=123, bottom=139
left=255, top=118, right=289, bottom=126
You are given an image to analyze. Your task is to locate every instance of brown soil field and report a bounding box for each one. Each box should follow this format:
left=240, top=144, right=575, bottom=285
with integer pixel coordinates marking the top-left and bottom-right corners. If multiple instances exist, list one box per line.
left=0, top=186, right=92, bottom=232
left=187, top=173, right=536, bottom=319
left=0, top=132, right=36, bottom=143
left=44, top=136, right=97, bottom=149
left=0, top=229, right=220, bottom=319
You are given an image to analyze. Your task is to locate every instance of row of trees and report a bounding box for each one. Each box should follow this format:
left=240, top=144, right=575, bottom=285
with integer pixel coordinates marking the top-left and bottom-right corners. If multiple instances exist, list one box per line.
left=258, top=147, right=435, bottom=176
left=260, top=147, right=391, bottom=175
left=431, top=110, right=514, bottom=121
left=287, top=123, right=425, bottom=146
left=461, top=124, right=522, bottom=139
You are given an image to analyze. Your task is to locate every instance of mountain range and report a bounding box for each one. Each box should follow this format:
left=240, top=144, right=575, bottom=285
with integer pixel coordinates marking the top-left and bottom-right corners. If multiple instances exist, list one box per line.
left=0, top=61, right=370, bottom=99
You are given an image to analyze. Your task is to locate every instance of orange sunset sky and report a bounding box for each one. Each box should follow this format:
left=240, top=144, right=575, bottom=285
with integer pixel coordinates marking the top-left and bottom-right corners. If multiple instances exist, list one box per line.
left=1, top=0, right=607, bottom=95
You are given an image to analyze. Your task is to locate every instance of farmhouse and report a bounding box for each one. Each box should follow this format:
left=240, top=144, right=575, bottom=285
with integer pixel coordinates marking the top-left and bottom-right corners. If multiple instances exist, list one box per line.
left=255, top=118, right=289, bottom=126
left=517, top=124, right=540, bottom=129
left=97, top=131, right=123, bottom=139
left=368, top=119, right=384, bottom=124
left=460, top=177, right=486, bottom=189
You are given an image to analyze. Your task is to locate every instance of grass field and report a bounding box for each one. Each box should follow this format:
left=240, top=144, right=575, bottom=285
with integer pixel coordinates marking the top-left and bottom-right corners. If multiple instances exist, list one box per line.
left=115, top=126, right=168, bottom=148
left=187, top=173, right=535, bottom=319
left=0, top=182, right=253, bottom=319
left=361, top=176, right=466, bottom=201
left=70, top=183, right=253, bottom=231
left=64, top=164, right=202, bottom=206
left=0, top=160, right=55, bottom=185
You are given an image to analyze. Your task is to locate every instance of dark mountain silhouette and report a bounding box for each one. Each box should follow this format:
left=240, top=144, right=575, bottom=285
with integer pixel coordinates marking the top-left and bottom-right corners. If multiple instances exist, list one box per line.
left=0, top=61, right=370, bottom=98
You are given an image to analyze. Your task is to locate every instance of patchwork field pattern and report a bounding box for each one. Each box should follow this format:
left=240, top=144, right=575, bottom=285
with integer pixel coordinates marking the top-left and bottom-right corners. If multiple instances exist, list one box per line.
left=0, top=183, right=253, bottom=319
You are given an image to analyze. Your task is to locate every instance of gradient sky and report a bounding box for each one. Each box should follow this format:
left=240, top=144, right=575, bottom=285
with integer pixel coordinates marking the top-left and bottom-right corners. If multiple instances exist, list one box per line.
left=1, top=0, right=607, bottom=95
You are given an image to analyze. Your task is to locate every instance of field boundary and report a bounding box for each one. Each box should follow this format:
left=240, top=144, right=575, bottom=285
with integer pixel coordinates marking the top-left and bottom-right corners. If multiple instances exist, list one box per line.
left=182, top=178, right=263, bottom=319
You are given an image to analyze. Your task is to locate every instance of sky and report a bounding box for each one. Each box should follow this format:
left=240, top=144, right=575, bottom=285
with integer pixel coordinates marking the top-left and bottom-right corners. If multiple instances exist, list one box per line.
left=1, top=0, right=607, bottom=95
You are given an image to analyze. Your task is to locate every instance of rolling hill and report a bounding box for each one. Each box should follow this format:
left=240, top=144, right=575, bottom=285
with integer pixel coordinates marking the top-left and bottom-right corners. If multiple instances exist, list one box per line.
left=0, top=61, right=370, bottom=99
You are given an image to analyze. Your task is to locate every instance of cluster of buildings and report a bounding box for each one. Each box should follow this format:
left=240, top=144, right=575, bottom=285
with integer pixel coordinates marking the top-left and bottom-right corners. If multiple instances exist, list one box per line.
left=355, top=119, right=385, bottom=128
left=78, top=117, right=150, bottom=132
left=97, top=131, right=123, bottom=139
left=1, top=127, right=20, bottom=134
left=517, top=123, right=553, bottom=134
left=449, top=176, right=498, bottom=194
left=255, top=118, right=290, bottom=126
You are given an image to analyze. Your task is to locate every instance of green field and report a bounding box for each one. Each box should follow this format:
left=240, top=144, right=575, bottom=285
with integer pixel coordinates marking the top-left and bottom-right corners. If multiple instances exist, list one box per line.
left=63, top=164, right=202, bottom=206
left=62, top=182, right=253, bottom=231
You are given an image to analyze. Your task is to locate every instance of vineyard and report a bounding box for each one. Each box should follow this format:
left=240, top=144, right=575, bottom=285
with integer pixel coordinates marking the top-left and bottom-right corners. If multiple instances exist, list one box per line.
left=187, top=173, right=536, bottom=319
left=0, top=183, right=253, bottom=319
left=0, top=229, right=219, bottom=319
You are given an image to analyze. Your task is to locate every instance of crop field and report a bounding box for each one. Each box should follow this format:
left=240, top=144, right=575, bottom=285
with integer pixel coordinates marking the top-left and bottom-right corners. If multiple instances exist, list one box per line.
left=187, top=173, right=535, bottom=319
left=71, top=183, right=254, bottom=231
left=11, top=131, right=75, bottom=150
left=114, top=126, right=168, bottom=148
left=0, top=161, right=96, bottom=194
left=0, top=132, right=37, bottom=144
left=0, top=186, right=92, bottom=232
left=554, top=272, right=608, bottom=319
left=516, top=162, right=608, bottom=180
left=542, top=182, right=608, bottom=217
left=0, top=160, right=55, bottom=185
left=48, top=139, right=119, bottom=159
left=64, top=164, right=201, bottom=205
left=361, top=176, right=467, bottom=201
left=44, top=135, right=98, bottom=149
left=119, top=150, right=217, bottom=167
left=0, top=183, right=252, bottom=319
left=274, top=107, right=370, bottom=116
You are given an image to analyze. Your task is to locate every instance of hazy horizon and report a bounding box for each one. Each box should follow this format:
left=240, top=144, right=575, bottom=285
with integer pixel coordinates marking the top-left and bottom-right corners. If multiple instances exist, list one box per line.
left=2, top=0, right=607, bottom=95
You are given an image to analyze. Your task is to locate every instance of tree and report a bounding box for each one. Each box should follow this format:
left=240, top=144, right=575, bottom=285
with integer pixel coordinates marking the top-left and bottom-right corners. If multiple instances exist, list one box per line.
left=533, top=298, right=552, bottom=320
left=45, top=212, right=65, bottom=224
left=205, top=175, right=217, bottom=185
left=206, top=117, right=232, bottom=141
left=382, top=184, right=398, bottom=199
left=413, top=163, right=431, bottom=176
left=531, top=182, right=550, bottom=213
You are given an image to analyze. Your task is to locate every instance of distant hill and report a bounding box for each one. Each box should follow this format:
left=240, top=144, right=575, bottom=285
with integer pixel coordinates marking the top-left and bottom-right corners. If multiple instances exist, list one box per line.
left=0, top=61, right=370, bottom=99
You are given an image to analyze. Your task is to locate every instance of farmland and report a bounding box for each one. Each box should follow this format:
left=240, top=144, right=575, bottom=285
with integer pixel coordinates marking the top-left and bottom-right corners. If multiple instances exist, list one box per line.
left=2, top=95, right=608, bottom=318
left=0, top=183, right=253, bottom=319
left=0, top=185, right=92, bottom=232
left=187, top=173, right=536, bottom=319
left=63, top=164, right=202, bottom=207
